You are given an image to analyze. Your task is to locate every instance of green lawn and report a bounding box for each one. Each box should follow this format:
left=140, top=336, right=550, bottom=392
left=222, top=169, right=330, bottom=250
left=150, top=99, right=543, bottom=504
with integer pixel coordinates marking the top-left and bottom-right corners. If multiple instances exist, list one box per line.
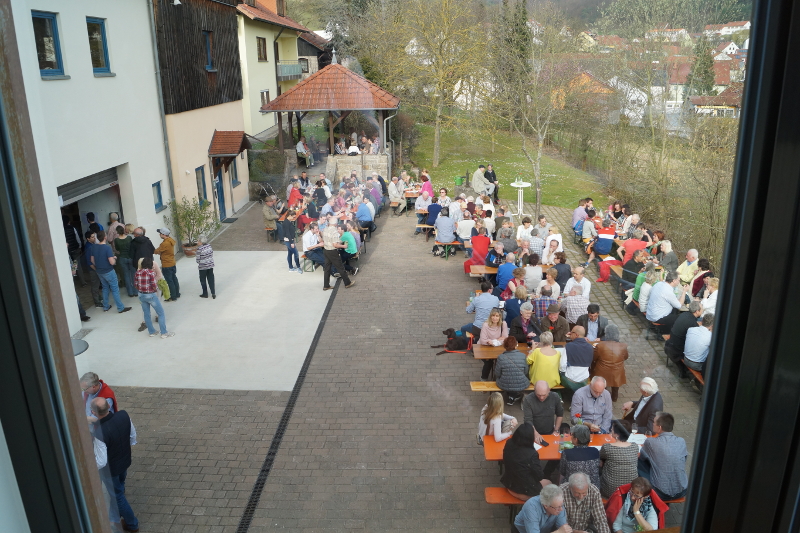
left=411, top=125, right=607, bottom=209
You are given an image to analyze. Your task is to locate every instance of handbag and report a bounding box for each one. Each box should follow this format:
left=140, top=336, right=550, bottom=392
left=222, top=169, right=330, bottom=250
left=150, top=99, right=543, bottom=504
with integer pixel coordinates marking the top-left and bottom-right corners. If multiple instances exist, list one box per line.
left=157, top=278, right=170, bottom=300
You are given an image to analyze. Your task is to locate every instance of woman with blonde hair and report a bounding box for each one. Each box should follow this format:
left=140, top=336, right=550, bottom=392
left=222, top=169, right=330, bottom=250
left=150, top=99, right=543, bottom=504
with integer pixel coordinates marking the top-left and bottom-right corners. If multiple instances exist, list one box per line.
left=700, top=277, right=719, bottom=314
left=657, top=240, right=679, bottom=273
left=478, top=308, right=509, bottom=380
left=527, top=331, right=561, bottom=388
left=477, top=392, right=517, bottom=443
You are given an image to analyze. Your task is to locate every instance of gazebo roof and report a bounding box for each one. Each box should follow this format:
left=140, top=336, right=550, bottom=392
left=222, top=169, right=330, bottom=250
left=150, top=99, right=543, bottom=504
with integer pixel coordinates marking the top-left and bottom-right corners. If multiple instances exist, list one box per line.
left=260, top=64, right=400, bottom=112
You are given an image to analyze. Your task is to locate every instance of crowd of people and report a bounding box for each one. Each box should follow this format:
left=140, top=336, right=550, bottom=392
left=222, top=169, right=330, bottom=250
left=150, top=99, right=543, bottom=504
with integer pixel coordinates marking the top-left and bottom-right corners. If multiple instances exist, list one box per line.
left=64, top=211, right=223, bottom=338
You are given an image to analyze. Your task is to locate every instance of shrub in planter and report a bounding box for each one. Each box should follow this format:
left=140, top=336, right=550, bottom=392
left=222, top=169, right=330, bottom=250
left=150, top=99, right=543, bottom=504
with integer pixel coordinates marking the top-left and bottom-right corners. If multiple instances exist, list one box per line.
left=163, top=197, right=220, bottom=256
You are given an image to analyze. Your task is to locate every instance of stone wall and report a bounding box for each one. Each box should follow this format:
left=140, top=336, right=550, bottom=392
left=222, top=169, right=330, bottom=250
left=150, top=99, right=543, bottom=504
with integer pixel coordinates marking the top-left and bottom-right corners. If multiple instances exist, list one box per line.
left=326, top=154, right=391, bottom=182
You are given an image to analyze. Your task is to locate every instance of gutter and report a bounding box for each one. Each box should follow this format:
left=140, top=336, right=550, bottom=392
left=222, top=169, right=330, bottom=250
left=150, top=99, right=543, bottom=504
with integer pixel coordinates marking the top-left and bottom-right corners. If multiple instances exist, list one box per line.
left=147, top=0, right=177, bottom=220
left=382, top=109, right=398, bottom=155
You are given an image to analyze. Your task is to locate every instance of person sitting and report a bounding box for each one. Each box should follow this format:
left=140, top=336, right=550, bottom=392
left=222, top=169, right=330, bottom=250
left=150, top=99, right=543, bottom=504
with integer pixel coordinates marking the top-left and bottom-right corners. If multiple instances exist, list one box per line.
left=589, top=324, right=627, bottom=402
left=540, top=303, right=569, bottom=343
left=512, top=484, right=569, bottom=533
left=559, top=326, right=593, bottom=391
left=356, top=197, right=377, bottom=237
left=517, top=216, right=535, bottom=242
left=505, top=286, right=529, bottom=325
left=690, top=258, right=713, bottom=297
left=497, top=221, right=517, bottom=253
left=656, top=239, right=679, bottom=273
left=347, top=141, right=360, bottom=155
left=564, top=265, right=592, bottom=299
left=560, top=286, right=591, bottom=327
left=301, top=222, right=325, bottom=269
left=560, top=425, right=601, bottom=487
left=635, top=269, right=660, bottom=314
left=683, top=313, right=713, bottom=376
left=534, top=286, right=559, bottom=320
left=388, top=176, right=406, bottom=215
left=483, top=242, right=505, bottom=286
left=617, top=229, right=649, bottom=264
left=637, top=412, right=688, bottom=501
left=524, top=253, right=543, bottom=289
left=582, top=209, right=598, bottom=245
left=676, top=248, right=700, bottom=285
left=699, top=277, right=719, bottom=315
left=511, top=301, right=543, bottom=346
left=462, top=281, right=499, bottom=339
left=621, top=378, right=664, bottom=434
left=610, top=477, right=660, bottom=532
left=536, top=267, right=561, bottom=299
left=501, top=423, right=552, bottom=502
left=477, top=391, right=517, bottom=445
left=494, top=253, right=517, bottom=296
left=412, top=191, right=433, bottom=235
left=501, top=266, right=527, bottom=301
left=334, top=139, right=346, bottom=155
left=664, top=300, right=703, bottom=376
left=319, top=197, right=336, bottom=219
left=433, top=206, right=457, bottom=249
left=287, top=180, right=303, bottom=207
left=494, top=207, right=510, bottom=231
left=645, top=272, right=689, bottom=333
left=456, top=212, right=475, bottom=257
left=570, top=376, right=613, bottom=433
left=553, top=252, right=572, bottom=293
left=478, top=308, right=509, bottom=380
left=526, top=331, right=561, bottom=388
left=545, top=226, right=563, bottom=253
left=630, top=261, right=655, bottom=305
left=296, top=136, right=314, bottom=167
left=583, top=220, right=616, bottom=266
left=522, top=379, right=564, bottom=441
left=495, top=337, right=531, bottom=405
left=560, top=472, right=610, bottom=533
left=464, top=227, right=491, bottom=274
left=576, top=304, right=608, bottom=342
left=542, top=238, right=559, bottom=266
left=600, top=420, right=639, bottom=498
left=572, top=199, right=588, bottom=229
left=529, top=230, right=545, bottom=258
left=514, top=238, right=534, bottom=267
left=623, top=214, right=641, bottom=240
left=620, top=249, right=646, bottom=291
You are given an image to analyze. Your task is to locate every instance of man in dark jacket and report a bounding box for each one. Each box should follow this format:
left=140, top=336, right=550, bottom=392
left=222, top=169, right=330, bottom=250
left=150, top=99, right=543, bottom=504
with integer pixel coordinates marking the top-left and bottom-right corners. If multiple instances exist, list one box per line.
left=92, top=398, right=139, bottom=532
left=510, top=302, right=542, bottom=345
left=64, top=215, right=86, bottom=285
left=130, top=227, right=155, bottom=268
left=664, top=300, right=703, bottom=377
left=575, top=304, right=609, bottom=342
left=621, top=377, right=664, bottom=434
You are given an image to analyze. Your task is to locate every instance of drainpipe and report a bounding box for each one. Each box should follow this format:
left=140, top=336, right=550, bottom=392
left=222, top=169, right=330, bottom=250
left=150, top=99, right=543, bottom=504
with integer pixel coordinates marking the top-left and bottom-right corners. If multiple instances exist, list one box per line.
left=383, top=108, right=398, bottom=172
left=147, top=0, right=177, bottom=212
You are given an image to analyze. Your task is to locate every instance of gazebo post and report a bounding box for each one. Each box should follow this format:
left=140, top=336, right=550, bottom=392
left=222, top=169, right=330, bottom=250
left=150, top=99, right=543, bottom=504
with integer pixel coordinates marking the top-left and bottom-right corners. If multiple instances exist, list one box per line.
left=297, top=112, right=302, bottom=140
left=277, top=112, right=283, bottom=152
left=288, top=112, right=294, bottom=146
left=328, top=111, right=335, bottom=155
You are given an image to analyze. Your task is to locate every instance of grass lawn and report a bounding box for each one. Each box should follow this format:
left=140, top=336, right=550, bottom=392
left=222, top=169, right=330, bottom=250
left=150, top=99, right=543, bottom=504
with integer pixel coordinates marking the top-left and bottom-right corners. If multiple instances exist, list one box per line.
left=411, top=125, right=607, bottom=209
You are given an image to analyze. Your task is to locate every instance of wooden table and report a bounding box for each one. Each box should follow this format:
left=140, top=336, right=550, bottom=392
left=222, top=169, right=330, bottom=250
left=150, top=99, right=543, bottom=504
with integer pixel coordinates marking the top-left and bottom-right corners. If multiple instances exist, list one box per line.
left=470, top=265, right=498, bottom=276
left=473, top=343, right=566, bottom=361
left=484, top=433, right=618, bottom=462
left=404, top=190, right=420, bottom=216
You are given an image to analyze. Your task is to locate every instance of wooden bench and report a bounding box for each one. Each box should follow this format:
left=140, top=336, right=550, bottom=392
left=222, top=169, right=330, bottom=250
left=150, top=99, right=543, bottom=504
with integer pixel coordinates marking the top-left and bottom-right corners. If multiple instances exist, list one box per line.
left=434, top=240, right=461, bottom=260
left=485, top=487, right=524, bottom=523
left=415, top=224, right=434, bottom=241
left=300, top=254, right=316, bottom=273
left=471, top=382, right=564, bottom=392
left=687, top=368, right=705, bottom=387
left=663, top=497, right=687, bottom=505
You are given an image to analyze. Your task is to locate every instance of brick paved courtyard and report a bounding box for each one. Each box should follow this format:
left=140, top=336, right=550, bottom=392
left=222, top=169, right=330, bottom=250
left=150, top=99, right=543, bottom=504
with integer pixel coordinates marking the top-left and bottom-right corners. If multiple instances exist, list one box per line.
left=119, top=201, right=701, bottom=531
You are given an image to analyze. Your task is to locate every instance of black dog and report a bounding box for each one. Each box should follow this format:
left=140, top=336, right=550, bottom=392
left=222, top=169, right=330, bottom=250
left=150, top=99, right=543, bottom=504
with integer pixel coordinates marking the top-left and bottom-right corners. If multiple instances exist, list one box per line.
left=432, top=328, right=471, bottom=355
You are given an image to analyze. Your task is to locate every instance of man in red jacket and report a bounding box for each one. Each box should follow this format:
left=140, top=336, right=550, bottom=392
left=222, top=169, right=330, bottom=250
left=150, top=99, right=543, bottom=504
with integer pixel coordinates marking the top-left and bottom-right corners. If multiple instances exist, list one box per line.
left=81, top=372, right=118, bottom=423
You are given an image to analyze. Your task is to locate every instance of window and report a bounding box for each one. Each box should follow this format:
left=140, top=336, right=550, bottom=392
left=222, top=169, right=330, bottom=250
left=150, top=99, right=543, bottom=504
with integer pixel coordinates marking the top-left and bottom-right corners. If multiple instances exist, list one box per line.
left=257, top=37, right=267, bottom=61
left=276, top=0, right=286, bottom=16
left=260, top=89, right=270, bottom=107
left=32, top=11, right=64, bottom=76
left=203, top=31, right=215, bottom=71
left=299, top=58, right=309, bottom=73
left=195, top=166, right=206, bottom=202
left=231, top=158, right=240, bottom=188
left=86, top=17, right=110, bottom=74
left=152, top=181, right=164, bottom=211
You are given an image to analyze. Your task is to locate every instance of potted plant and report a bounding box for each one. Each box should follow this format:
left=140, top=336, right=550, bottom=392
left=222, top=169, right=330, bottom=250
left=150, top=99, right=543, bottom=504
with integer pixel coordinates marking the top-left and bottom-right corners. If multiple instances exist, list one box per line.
left=163, top=197, right=220, bottom=257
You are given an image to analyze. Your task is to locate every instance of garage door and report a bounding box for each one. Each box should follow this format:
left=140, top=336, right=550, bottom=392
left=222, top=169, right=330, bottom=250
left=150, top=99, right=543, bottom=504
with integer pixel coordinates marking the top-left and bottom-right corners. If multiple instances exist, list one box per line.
left=57, top=167, right=118, bottom=206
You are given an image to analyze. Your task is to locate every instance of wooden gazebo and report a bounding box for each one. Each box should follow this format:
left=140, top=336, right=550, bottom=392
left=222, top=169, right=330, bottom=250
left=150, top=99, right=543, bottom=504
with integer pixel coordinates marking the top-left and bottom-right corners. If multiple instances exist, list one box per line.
left=260, top=63, right=400, bottom=154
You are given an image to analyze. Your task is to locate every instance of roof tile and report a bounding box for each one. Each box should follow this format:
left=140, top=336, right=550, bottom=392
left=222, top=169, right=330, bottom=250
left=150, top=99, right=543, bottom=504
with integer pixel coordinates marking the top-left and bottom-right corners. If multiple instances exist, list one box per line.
left=209, top=131, right=251, bottom=156
left=237, top=2, right=309, bottom=33
left=260, top=64, right=400, bottom=112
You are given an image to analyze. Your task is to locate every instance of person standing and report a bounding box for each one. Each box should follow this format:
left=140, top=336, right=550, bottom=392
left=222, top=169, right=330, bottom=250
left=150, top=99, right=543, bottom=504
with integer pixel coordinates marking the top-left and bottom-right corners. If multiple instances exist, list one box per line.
left=80, top=372, right=118, bottom=422
left=64, top=215, right=86, bottom=286
left=83, top=231, right=103, bottom=308
left=154, top=228, right=180, bottom=301
left=134, top=257, right=173, bottom=338
left=86, top=211, right=104, bottom=231
left=196, top=234, right=216, bottom=299
left=130, top=227, right=155, bottom=268
left=90, top=398, right=140, bottom=532
left=302, top=222, right=325, bottom=269
left=321, top=215, right=354, bottom=290
left=281, top=210, right=302, bottom=273
left=114, top=226, right=137, bottom=297
left=91, top=231, right=131, bottom=314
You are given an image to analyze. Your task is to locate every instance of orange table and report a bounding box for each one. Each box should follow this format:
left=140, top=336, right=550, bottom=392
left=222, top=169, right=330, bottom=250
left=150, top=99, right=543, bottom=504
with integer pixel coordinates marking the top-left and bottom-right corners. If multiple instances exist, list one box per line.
left=484, top=433, right=617, bottom=462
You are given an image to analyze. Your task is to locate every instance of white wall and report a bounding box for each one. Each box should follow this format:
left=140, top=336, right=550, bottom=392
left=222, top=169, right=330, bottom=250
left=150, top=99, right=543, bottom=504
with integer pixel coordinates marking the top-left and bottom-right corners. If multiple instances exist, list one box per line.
left=13, top=0, right=170, bottom=334
left=0, top=424, right=32, bottom=533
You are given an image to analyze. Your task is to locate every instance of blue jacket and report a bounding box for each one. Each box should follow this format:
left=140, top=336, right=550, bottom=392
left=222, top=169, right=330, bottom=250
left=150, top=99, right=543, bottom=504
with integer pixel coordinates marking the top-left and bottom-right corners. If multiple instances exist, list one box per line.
left=497, top=262, right=516, bottom=291
left=356, top=203, right=373, bottom=222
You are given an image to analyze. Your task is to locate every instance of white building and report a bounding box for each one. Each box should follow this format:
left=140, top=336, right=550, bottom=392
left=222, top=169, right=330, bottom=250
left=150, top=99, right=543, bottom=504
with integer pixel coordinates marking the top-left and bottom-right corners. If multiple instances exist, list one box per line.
left=12, top=0, right=172, bottom=334
left=704, top=21, right=751, bottom=37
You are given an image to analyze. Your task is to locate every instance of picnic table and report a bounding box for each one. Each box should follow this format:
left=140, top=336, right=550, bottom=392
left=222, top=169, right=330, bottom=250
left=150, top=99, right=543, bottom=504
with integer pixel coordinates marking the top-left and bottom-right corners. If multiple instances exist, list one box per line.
left=404, top=189, right=420, bottom=216
left=484, top=433, right=618, bottom=462
left=473, top=343, right=566, bottom=360
left=470, top=265, right=498, bottom=276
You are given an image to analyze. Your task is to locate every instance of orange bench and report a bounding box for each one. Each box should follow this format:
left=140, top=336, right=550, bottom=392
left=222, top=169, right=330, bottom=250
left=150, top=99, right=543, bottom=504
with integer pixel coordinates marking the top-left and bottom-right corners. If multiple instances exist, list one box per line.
left=687, top=368, right=705, bottom=387
left=435, top=240, right=461, bottom=260
left=485, top=487, right=524, bottom=522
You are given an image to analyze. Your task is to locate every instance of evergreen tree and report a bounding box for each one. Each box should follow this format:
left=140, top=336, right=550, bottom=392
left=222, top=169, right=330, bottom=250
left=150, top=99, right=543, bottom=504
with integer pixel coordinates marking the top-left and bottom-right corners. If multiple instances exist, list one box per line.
left=687, top=36, right=716, bottom=96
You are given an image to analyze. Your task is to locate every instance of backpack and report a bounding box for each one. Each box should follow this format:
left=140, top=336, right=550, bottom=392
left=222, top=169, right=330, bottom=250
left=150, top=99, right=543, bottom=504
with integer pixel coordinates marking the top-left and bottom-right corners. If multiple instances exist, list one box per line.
left=573, top=219, right=584, bottom=236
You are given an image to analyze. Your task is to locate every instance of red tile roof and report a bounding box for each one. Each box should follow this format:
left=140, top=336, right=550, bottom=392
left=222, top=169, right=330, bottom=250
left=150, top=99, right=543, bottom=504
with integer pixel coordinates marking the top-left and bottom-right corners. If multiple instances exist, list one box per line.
left=237, top=1, right=309, bottom=33
left=714, top=41, right=737, bottom=53
left=300, top=32, right=329, bottom=51
left=688, top=83, right=744, bottom=107
left=260, top=63, right=400, bottom=112
left=208, top=131, right=252, bottom=156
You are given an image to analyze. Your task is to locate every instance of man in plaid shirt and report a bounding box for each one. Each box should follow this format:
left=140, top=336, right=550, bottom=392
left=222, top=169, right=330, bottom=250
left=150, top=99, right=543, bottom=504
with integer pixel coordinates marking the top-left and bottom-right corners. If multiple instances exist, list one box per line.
left=534, top=286, right=558, bottom=319
left=561, top=285, right=591, bottom=325
left=560, top=473, right=610, bottom=533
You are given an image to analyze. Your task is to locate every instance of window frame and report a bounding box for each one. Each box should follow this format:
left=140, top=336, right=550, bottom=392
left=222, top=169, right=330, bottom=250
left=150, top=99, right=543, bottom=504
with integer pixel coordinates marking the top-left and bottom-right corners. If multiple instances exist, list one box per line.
left=260, top=89, right=270, bottom=107
left=257, top=36, right=268, bottom=62
left=231, top=158, right=240, bottom=188
left=203, top=30, right=215, bottom=72
left=31, top=11, right=65, bottom=77
left=195, top=166, right=207, bottom=202
left=298, top=57, right=309, bottom=73
left=152, top=181, right=164, bottom=212
left=85, top=17, right=111, bottom=74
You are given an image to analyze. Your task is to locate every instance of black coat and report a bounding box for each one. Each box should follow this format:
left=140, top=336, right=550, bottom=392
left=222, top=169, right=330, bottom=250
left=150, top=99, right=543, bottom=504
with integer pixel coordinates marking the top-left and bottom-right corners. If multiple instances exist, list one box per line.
left=484, top=170, right=497, bottom=183
left=501, top=441, right=544, bottom=497
left=624, top=391, right=664, bottom=433
left=130, top=235, right=155, bottom=266
left=509, top=315, right=542, bottom=344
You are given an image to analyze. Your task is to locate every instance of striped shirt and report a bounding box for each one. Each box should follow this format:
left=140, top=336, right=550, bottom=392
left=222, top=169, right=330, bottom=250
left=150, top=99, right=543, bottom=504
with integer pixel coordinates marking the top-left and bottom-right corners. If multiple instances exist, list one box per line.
left=195, top=244, right=214, bottom=270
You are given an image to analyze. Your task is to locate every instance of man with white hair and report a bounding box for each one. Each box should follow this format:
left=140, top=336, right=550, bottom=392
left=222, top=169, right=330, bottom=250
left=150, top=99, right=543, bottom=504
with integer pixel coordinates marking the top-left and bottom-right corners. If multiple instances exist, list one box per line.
left=388, top=176, right=406, bottom=215
left=570, top=376, right=613, bottom=433
left=413, top=190, right=432, bottom=235
left=513, top=484, right=571, bottom=533
left=560, top=472, right=610, bottom=533
left=676, top=248, right=700, bottom=285
left=621, top=377, right=664, bottom=434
